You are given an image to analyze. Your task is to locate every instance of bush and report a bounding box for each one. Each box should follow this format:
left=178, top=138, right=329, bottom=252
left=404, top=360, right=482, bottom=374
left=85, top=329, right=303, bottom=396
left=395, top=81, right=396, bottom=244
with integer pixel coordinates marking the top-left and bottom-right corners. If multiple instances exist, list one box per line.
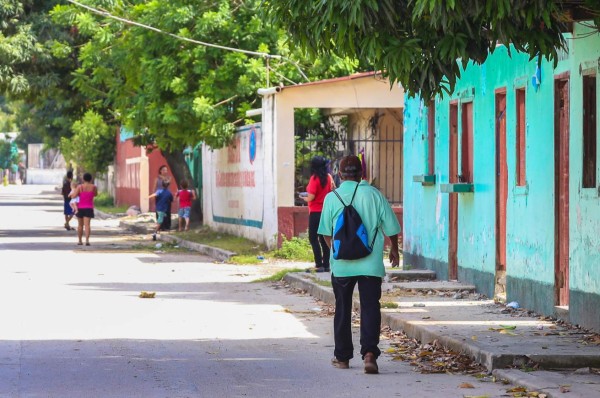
left=273, top=235, right=314, bottom=262
left=95, top=192, right=114, bottom=207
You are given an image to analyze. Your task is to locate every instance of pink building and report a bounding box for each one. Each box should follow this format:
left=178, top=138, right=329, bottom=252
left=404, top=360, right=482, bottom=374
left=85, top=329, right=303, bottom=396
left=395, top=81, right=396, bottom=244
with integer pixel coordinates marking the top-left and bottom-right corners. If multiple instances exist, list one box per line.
left=114, top=127, right=176, bottom=212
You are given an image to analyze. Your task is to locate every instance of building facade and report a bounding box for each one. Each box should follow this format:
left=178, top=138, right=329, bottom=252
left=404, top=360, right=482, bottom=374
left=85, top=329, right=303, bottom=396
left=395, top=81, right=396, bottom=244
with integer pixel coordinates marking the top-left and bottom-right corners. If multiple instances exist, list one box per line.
left=403, top=23, right=600, bottom=331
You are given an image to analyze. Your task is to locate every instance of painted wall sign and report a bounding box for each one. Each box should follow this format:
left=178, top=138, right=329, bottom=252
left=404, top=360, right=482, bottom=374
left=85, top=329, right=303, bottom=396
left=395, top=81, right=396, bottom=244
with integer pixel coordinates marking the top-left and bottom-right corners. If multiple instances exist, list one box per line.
left=209, top=125, right=264, bottom=228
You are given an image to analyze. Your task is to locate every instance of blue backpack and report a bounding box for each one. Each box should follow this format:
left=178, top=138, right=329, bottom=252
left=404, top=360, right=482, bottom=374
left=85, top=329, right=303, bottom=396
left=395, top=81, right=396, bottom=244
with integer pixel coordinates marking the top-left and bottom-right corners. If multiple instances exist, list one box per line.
left=332, top=184, right=378, bottom=260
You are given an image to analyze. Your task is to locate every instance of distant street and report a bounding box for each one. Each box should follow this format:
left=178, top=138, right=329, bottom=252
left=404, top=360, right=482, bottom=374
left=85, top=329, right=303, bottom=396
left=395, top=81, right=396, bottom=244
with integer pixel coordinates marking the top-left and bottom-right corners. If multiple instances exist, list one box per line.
left=0, top=184, right=515, bottom=397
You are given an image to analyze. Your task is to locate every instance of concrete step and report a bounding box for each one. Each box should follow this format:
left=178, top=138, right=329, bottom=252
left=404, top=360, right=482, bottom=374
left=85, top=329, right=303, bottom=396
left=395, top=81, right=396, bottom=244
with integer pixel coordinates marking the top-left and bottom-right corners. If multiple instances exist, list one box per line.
left=386, top=269, right=436, bottom=281
left=386, top=280, right=477, bottom=293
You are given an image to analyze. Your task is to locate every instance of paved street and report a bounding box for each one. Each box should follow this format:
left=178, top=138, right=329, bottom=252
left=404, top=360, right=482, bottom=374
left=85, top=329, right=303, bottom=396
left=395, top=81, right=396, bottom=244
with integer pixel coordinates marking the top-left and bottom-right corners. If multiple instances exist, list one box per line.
left=0, top=184, right=519, bottom=397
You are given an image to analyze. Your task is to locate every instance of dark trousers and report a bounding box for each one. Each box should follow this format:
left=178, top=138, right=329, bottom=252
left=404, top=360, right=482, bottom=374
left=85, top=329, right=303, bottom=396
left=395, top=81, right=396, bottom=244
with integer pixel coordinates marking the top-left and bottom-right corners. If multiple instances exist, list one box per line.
left=157, top=210, right=171, bottom=231
left=331, top=275, right=382, bottom=361
left=308, top=212, right=330, bottom=269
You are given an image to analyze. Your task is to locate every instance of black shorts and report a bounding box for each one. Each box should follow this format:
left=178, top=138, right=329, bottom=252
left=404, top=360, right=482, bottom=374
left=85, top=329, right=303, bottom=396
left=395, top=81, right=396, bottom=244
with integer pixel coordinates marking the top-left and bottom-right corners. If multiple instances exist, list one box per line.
left=76, top=208, right=95, bottom=219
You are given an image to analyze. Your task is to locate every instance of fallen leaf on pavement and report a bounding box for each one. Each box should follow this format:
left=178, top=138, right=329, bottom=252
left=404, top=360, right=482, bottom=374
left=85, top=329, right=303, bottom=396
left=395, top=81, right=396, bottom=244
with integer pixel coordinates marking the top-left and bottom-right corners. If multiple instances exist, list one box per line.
left=506, top=387, right=528, bottom=393
left=381, top=327, right=486, bottom=374
left=139, top=291, right=156, bottom=298
left=499, top=329, right=519, bottom=336
left=459, top=382, right=475, bottom=388
left=559, top=385, right=571, bottom=393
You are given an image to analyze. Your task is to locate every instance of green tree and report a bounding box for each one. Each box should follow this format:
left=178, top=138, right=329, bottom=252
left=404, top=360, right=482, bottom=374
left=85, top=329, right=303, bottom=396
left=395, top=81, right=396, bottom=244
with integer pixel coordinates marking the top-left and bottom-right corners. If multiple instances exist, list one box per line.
left=0, top=96, right=16, bottom=132
left=50, top=0, right=359, bottom=221
left=0, top=0, right=90, bottom=147
left=0, top=139, right=19, bottom=169
left=2, top=1, right=361, bottom=222
left=60, top=110, right=115, bottom=175
left=266, top=0, right=600, bottom=100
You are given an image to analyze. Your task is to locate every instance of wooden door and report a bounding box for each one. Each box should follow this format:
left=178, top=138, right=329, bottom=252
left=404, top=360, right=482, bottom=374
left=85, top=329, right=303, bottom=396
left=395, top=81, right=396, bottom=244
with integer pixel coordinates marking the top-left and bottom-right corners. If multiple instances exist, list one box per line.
left=495, top=91, right=507, bottom=273
left=554, top=76, right=570, bottom=306
left=449, top=103, right=459, bottom=280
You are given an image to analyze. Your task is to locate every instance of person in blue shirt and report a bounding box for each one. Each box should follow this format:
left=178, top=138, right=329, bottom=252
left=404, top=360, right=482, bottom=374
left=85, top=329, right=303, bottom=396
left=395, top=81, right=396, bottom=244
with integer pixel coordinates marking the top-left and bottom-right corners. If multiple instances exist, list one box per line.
left=149, top=179, right=173, bottom=241
left=318, top=155, right=401, bottom=374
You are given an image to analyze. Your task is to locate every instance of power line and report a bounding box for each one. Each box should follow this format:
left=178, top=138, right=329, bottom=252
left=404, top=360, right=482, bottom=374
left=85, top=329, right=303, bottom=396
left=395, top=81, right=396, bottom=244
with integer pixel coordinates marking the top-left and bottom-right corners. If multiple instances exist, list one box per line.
left=66, top=0, right=278, bottom=59
left=65, top=0, right=309, bottom=82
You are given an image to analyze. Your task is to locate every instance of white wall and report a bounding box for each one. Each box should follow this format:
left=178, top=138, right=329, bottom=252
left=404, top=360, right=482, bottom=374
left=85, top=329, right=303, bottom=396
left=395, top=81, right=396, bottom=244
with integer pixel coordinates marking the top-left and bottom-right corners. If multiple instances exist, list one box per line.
left=273, top=75, right=404, bottom=206
left=202, top=123, right=278, bottom=249
left=26, top=169, right=66, bottom=185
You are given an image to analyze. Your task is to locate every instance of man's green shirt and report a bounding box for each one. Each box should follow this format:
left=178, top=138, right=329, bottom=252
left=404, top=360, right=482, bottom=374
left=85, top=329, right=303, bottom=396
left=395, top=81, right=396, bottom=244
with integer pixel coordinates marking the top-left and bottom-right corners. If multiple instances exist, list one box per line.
left=318, top=180, right=401, bottom=277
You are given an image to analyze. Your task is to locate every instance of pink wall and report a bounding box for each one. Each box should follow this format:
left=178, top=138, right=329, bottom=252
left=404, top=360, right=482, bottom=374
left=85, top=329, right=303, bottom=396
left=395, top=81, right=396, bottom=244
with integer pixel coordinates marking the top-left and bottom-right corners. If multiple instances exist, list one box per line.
left=114, top=129, right=174, bottom=211
left=115, top=129, right=141, bottom=208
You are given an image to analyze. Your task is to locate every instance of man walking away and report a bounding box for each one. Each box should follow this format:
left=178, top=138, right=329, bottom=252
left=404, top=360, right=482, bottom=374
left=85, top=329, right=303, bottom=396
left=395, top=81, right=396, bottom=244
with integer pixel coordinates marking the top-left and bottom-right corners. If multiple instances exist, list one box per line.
left=318, top=155, right=401, bottom=374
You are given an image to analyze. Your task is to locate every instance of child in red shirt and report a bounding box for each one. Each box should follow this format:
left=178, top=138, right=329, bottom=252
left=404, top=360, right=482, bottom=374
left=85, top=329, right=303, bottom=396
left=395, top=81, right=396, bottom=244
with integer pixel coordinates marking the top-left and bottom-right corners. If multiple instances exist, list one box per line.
left=176, top=180, right=196, bottom=231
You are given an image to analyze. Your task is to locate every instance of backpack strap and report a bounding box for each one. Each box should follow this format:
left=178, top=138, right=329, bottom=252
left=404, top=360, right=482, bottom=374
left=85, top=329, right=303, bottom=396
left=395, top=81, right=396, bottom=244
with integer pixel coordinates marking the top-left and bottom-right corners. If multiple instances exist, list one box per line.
left=333, top=183, right=360, bottom=206
left=332, top=189, right=346, bottom=207
left=349, top=182, right=360, bottom=205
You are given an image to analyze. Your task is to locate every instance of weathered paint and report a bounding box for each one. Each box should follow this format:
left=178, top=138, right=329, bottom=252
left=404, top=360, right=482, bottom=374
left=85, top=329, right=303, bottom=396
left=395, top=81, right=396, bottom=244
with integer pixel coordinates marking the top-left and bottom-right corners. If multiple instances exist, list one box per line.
left=114, top=128, right=173, bottom=213
left=202, top=123, right=279, bottom=248
left=403, top=23, right=600, bottom=331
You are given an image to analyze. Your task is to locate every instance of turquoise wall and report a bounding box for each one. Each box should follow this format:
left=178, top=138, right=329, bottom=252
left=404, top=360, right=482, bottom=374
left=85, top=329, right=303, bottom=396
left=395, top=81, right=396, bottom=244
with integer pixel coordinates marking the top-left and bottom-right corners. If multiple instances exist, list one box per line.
left=403, top=24, right=600, bottom=330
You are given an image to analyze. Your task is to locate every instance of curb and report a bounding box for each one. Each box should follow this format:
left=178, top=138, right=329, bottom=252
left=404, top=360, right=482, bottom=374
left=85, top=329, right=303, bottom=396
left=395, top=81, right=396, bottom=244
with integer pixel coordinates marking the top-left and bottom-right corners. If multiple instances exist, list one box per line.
left=94, top=208, right=116, bottom=220
left=159, top=234, right=236, bottom=262
left=116, top=220, right=236, bottom=262
left=282, top=273, right=600, bottom=373
left=119, top=220, right=153, bottom=235
left=492, top=369, right=599, bottom=398
left=284, top=273, right=499, bottom=370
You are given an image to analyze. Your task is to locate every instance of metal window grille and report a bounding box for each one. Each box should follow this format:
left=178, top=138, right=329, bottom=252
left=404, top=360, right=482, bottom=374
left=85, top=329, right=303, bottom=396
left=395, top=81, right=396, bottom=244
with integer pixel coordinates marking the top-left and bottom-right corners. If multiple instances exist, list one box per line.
left=295, top=125, right=403, bottom=205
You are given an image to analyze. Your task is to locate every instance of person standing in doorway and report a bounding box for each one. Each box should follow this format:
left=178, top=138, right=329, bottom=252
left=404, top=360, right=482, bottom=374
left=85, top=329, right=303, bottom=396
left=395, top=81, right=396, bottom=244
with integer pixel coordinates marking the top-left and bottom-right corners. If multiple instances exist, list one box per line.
left=318, top=155, right=400, bottom=374
left=155, top=165, right=172, bottom=231
left=61, top=171, right=74, bottom=230
left=302, top=156, right=335, bottom=272
left=71, top=172, right=97, bottom=246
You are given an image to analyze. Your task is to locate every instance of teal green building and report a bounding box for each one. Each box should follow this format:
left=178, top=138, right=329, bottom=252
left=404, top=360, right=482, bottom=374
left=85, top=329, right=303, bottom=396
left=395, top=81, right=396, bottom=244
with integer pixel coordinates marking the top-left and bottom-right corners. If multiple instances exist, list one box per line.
left=403, top=23, right=600, bottom=331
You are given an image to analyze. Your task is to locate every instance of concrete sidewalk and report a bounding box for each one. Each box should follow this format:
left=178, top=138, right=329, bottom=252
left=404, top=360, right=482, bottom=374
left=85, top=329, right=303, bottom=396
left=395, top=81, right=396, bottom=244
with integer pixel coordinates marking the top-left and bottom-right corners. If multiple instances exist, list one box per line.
left=110, top=212, right=600, bottom=397
left=284, top=270, right=600, bottom=398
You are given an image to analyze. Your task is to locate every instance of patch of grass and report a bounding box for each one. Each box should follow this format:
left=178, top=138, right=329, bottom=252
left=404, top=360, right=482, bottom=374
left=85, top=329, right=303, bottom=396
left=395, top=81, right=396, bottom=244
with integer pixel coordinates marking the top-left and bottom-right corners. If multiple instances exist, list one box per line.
left=307, top=276, right=332, bottom=287
left=230, top=254, right=263, bottom=265
left=253, top=268, right=304, bottom=282
left=129, top=242, right=190, bottom=253
left=95, top=192, right=114, bottom=207
left=96, top=204, right=129, bottom=214
left=272, top=236, right=313, bottom=262
left=177, top=226, right=267, bottom=256
left=95, top=192, right=128, bottom=214
left=175, top=227, right=316, bottom=264
left=381, top=301, right=399, bottom=309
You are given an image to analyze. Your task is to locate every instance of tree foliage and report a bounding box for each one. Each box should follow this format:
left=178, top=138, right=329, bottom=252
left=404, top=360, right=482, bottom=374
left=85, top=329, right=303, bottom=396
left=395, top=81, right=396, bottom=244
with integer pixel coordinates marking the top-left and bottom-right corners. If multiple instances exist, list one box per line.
left=0, top=0, right=89, bottom=146
left=60, top=110, right=115, bottom=175
left=50, top=0, right=359, bottom=151
left=266, top=0, right=600, bottom=99
left=0, top=139, right=19, bottom=169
